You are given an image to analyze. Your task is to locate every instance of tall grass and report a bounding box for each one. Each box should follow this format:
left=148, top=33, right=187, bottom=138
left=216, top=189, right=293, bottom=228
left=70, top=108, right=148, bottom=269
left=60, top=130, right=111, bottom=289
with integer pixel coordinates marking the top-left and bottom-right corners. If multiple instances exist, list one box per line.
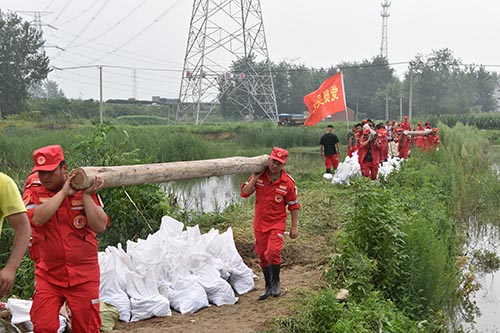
left=274, top=123, right=500, bottom=332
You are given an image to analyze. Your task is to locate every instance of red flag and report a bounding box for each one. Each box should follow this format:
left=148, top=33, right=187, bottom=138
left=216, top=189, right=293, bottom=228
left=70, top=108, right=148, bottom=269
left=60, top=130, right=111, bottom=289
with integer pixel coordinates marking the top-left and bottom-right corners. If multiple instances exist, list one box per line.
left=303, top=72, right=346, bottom=126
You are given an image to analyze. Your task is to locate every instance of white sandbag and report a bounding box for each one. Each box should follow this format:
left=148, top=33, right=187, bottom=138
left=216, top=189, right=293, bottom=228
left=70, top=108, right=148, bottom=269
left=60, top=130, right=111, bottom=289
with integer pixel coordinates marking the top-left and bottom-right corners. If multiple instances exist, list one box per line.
left=168, top=279, right=209, bottom=314
left=99, top=245, right=132, bottom=322
left=228, top=262, right=255, bottom=294
left=129, top=295, right=171, bottom=322
left=126, top=271, right=171, bottom=322
left=216, top=227, right=255, bottom=294
left=332, top=162, right=353, bottom=184
left=204, top=278, right=239, bottom=306
left=6, top=299, right=31, bottom=325
left=322, top=173, right=333, bottom=180
left=194, top=264, right=238, bottom=306
left=159, top=215, right=184, bottom=237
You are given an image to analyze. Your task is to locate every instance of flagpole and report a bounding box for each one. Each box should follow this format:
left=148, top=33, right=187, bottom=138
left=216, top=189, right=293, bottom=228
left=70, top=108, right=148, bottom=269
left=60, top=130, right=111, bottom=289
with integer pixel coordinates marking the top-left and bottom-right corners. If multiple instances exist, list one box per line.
left=340, top=72, right=349, bottom=132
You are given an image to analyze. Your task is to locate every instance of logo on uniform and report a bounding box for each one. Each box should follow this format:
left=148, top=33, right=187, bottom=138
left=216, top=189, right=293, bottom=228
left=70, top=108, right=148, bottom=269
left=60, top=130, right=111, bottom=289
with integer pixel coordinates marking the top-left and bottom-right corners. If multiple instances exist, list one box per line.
left=37, top=156, right=46, bottom=165
left=73, top=215, right=87, bottom=229
left=275, top=194, right=283, bottom=203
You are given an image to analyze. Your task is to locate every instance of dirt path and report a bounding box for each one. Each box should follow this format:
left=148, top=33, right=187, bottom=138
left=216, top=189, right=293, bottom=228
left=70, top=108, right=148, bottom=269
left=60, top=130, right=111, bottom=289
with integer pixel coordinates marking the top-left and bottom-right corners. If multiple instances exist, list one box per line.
left=110, top=265, right=322, bottom=333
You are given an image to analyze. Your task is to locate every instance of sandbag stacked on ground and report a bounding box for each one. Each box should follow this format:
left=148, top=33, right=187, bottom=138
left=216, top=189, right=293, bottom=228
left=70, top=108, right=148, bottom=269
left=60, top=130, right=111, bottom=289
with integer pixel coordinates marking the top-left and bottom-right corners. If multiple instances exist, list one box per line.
left=98, top=215, right=252, bottom=322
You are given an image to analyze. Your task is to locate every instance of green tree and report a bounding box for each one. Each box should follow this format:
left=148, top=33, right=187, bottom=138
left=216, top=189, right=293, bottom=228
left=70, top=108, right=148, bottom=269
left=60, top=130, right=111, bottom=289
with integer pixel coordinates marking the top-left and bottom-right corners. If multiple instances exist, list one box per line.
left=29, top=80, right=65, bottom=99
left=340, top=55, right=398, bottom=120
left=404, top=49, right=498, bottom=117
left=0, top=11, right=50, bottom=117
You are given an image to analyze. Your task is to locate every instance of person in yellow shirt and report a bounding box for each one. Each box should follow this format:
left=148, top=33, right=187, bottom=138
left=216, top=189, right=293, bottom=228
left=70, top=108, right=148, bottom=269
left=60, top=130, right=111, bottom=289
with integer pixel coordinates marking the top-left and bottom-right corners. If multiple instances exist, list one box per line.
left=0, top=172, right=31, bottom=298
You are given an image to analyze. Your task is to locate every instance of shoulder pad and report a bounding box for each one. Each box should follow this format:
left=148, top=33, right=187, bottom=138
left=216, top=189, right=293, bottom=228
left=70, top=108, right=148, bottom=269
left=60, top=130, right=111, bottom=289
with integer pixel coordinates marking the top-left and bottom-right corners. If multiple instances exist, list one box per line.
left=25, top=177, right=42, bottom=189
left=286, top=173, right=296, bottom=183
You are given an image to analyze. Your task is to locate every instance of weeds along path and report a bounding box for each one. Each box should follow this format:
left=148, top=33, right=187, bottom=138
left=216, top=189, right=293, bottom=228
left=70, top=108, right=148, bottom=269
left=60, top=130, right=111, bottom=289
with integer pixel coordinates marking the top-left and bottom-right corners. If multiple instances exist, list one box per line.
left=110, top=236, right=326, bottom=333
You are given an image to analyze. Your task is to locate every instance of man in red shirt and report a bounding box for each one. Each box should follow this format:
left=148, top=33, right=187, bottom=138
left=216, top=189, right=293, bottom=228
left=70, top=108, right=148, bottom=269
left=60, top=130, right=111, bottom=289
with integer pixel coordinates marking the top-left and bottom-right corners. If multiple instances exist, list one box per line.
left=23, top=145, right=109, bottom=333
left=241, top=147, right=300, bottom=300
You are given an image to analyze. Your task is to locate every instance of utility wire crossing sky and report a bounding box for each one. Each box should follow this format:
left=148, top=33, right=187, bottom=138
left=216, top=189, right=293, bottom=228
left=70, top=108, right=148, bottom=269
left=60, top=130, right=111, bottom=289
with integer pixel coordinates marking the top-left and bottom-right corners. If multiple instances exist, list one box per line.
left=3, top=0, right=499, bottom=101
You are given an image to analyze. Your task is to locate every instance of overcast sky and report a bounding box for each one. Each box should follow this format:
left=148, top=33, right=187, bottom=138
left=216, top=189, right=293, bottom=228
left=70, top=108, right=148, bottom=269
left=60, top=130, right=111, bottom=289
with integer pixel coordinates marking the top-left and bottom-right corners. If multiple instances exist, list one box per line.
left=2, top=0, right=499, bottom=101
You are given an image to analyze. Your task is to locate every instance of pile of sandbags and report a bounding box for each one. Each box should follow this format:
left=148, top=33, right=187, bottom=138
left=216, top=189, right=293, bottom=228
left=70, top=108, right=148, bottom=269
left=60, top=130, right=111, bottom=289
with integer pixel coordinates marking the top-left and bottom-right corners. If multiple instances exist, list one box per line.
left=326, top=152, right=404, bottom=184
left=99, top=216, right=255, bottom=322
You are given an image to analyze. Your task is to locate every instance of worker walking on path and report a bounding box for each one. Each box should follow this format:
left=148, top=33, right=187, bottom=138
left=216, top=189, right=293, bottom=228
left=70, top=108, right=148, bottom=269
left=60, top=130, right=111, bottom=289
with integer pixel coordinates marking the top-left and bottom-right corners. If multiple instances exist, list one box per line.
left=320, top=125, right=340, bottom=174
left=23, top=145, right=110, bottom=333
left=0, top=173, right=31, bottom=298
left=241, top=147, right=300, bottom=300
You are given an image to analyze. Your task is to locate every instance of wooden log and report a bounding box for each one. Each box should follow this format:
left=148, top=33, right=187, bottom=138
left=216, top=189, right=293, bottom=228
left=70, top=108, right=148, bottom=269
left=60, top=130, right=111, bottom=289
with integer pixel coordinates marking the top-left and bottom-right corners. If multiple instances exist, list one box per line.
left=403, top=129, right=433, bottom=136
left=70, top=155, right=269, bottom=190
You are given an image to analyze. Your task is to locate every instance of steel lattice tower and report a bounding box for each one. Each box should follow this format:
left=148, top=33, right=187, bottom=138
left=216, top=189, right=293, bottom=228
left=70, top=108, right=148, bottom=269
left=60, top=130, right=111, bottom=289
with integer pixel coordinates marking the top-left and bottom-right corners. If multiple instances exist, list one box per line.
left=177, top=0, right=278, bottom=125
left=380, top=0, right=391, bottom=59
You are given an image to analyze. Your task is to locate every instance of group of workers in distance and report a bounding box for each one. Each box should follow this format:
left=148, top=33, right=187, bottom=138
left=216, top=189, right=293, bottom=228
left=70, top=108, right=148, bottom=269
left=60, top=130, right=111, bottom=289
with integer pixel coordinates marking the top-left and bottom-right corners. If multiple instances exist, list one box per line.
left=321, top=116, right=441, bottom=181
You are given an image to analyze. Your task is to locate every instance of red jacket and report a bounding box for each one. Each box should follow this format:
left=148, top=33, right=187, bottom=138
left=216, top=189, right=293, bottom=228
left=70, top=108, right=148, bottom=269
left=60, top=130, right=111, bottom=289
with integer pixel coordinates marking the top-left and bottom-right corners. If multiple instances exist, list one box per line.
left=241, top=169, right=299, bottom=232
left=358, top=136, right=381, bottom=165
left=23, top=179, right=109, bottom=287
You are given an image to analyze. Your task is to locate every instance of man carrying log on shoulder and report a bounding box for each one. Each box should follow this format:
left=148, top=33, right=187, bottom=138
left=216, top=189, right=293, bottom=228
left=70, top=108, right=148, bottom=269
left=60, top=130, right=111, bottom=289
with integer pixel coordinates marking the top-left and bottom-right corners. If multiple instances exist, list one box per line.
left=240, top=147, right=300, bottom=300
left=23, top=145, right=109, bottom=333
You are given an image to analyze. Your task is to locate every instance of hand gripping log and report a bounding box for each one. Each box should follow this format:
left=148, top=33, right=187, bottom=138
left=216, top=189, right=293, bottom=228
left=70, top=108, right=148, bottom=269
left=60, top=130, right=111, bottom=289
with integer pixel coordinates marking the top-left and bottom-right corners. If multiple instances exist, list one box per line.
left=70, top=155, right=269, bottom=190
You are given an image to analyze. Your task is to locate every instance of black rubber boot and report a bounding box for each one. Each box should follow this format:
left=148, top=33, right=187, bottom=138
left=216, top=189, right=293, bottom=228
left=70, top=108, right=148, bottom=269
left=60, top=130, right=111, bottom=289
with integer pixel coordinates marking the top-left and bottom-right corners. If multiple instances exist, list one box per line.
left=270, top=264, right=281, bottom=297
left=258, top=267, right=272, bottom=300
left=326, top=168, right=332, bottom=174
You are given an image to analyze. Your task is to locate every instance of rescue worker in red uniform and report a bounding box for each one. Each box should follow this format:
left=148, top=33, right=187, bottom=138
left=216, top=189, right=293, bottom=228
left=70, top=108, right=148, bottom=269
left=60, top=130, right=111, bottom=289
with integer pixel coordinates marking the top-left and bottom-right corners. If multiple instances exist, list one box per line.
left=376, top=123, right=389, bottom=163
left=23, top=145, right=109, bottom=333
left=425, top=128, right=441, bottom=152
left=399, top=115, right=411, bottom=131
left=241, top=147, right=299, bottom=300
left=397, top=128, right=412, bottom=159
left=358, top=128, right=381, bottom=180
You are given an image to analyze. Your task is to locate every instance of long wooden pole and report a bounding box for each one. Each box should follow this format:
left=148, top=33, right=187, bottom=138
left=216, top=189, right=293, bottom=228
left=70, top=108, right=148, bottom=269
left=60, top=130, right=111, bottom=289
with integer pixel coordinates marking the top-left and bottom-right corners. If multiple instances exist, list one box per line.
left=404, top=129, right=432, bottom=136
left=70, top=155, right=269, bottom=190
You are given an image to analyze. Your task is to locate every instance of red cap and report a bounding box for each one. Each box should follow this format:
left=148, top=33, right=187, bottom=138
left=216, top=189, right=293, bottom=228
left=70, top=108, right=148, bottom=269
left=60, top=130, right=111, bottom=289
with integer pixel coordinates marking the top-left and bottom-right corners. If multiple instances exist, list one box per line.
left=270, top=147, right=288, bottom=164
left=32, top=145, right=65, bottom=172
left=363, top=128, right=371, bottom=135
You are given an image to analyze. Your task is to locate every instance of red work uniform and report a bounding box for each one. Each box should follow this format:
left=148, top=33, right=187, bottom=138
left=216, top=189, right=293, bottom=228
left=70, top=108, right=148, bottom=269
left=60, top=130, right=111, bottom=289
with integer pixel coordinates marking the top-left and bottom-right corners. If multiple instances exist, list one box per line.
left=23, top=177, right=110, bottom=333
left=358, top=135, right=381, bottom=180
left=240, top=170, right=300, bottom=268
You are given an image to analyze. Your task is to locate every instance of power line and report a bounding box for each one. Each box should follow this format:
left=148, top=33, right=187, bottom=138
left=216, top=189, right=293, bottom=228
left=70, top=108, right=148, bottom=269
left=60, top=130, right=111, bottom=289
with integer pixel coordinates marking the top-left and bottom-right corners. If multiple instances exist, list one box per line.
left=48, top=0, right=74, bottom=26
left=85, top=0, right=183, bottom=65
left=53, top=0, right=112, bottom=60
left=45, top=24, right=183, bottom=68
left=71, top=0, right=149, bottom=48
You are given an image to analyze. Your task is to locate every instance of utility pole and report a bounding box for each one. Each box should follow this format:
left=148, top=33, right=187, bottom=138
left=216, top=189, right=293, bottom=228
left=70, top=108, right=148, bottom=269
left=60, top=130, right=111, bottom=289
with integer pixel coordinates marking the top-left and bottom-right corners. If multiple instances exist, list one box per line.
left=385, top=93, right=389, bottom=121
left=132, top=69, right=138, bottom=100
left=409, top=69, right=413, bottom=120
left=177, top=0, right=278, bottom=125
left=99, top=66, right=103, bottom=125
left=380, top=0, right=391, bottom=59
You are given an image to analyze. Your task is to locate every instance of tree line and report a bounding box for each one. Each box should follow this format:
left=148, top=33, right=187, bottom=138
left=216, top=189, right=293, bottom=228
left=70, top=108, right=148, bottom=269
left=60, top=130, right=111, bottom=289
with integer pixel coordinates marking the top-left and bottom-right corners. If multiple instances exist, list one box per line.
left=1, top=11, right=498, bottom=122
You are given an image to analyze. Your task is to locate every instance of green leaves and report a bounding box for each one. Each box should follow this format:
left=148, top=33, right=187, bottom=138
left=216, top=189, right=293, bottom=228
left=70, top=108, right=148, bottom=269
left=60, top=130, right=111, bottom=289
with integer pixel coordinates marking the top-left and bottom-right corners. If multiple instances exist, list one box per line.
left=0, top=11, right=50, bottom=116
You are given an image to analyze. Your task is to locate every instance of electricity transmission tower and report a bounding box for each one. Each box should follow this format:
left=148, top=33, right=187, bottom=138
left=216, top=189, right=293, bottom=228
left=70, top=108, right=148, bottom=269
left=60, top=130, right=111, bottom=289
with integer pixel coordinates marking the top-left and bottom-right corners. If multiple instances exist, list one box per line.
left=380, top=0, right=391, bottom=59
left=177, top=0, right=278, bottom=125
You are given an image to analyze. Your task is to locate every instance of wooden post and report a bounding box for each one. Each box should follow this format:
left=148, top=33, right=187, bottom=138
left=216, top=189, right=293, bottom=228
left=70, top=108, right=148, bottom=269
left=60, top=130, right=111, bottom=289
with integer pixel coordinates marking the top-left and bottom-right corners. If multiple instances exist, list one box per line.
left=70, top=155, right=269, bottom=190
left=404, top=129, right=432, bottom=136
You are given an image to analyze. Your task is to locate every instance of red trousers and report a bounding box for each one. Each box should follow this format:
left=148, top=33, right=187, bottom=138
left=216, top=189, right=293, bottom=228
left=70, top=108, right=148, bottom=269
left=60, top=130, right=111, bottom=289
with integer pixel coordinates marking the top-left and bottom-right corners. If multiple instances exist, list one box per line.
left=360, top=160, right=379, bottom=180
left=31, top=277, right=101, bottom=333
left=254, top=229, right=285, bottom=268
left=324, top=154, right=339, bottom=170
